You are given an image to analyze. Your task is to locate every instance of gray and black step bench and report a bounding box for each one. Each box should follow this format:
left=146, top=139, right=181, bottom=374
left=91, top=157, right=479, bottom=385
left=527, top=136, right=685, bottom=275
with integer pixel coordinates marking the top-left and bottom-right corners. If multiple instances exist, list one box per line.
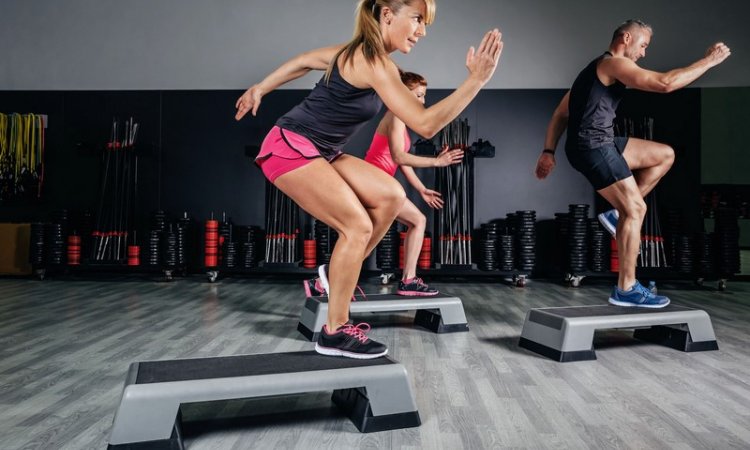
left=298, top=292, right=469, bottom=341
left=518, top=304, right=718, bottom=362
left=108, top=351, right=420, bottom=449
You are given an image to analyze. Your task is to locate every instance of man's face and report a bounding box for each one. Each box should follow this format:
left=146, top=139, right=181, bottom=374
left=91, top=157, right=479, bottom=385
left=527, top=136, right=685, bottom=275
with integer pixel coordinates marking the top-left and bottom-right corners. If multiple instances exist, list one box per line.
left=624, top=29, right=651, bottom=62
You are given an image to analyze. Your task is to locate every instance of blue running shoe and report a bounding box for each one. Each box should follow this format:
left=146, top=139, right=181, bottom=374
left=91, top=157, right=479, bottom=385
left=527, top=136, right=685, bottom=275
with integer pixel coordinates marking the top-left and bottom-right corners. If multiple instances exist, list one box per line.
left=598, top=209, right=619, bottom=237
left=608, top=280, right=670, bottom=308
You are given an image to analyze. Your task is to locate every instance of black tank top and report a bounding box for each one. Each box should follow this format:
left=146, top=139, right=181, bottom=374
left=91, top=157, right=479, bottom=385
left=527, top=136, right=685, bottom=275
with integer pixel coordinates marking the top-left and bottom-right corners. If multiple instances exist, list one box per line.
left=565, top=52, right=626, bottom=151
left=276, top=60, right=383, bottom=160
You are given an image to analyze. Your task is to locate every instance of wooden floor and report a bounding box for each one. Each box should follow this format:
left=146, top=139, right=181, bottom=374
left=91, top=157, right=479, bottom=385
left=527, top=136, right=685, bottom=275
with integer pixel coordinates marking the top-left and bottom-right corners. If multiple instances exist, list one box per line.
left=1, top=275, right=749, bottom=450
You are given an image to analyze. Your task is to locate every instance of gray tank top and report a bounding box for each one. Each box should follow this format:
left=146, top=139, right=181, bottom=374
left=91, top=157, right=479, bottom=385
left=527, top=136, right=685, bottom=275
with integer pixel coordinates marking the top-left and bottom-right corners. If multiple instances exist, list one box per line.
left=565, top=52, right=626, bottom=151
left=276, top=60, right=383, bottom=160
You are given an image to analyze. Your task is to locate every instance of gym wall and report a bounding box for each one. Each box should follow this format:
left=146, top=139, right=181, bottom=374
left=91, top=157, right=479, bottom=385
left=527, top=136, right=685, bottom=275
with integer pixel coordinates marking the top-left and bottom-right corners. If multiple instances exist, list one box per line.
left=701, top=87, right=750, bottom=185
left=0, top=88, right=700, bottom=229
left=2, top=0, right=748, bottom=90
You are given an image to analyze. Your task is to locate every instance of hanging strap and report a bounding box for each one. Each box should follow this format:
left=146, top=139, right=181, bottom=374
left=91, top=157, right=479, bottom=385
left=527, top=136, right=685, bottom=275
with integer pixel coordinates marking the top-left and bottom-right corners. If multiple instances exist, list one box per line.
left=11, top=113, right=22, bottom=179
left=0, top=113, right=7, bottom=160
left=26, top=114, right=35, bottom=171
left=1, top=112, right=46, bottom=197
left=38, top=115, right=45, bottom=196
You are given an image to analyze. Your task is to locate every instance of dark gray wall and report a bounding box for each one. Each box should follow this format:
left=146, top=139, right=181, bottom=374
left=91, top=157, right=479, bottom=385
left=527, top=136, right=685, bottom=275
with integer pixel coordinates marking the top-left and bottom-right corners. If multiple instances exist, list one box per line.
left=702, top=87, right=750, bottom=184
left=0, top=89, right=590, bottom=226
left=407, top=89, right=595, bottom=224
left=2, top=0, right=748, bottom=90
left=0, top=91, right=163, bottom=234
left=160, top=88, right=597, bottom=226
left=0, top=88, right=700, bottom=227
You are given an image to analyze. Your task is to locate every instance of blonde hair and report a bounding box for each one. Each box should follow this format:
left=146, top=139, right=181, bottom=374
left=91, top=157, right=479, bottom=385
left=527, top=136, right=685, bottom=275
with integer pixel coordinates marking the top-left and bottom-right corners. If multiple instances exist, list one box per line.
left=325, top=0, right=436, bottom=82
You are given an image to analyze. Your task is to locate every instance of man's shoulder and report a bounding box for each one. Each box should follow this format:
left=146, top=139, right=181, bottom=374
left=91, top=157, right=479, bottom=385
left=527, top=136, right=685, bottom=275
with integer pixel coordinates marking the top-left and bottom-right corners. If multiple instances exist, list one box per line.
left=598, top=55, right=636, bottom=72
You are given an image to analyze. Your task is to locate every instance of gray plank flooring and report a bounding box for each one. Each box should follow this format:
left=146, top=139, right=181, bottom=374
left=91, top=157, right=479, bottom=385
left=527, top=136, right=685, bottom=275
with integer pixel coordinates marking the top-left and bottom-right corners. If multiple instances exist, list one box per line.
left=0, top=276, right=748, bottom=449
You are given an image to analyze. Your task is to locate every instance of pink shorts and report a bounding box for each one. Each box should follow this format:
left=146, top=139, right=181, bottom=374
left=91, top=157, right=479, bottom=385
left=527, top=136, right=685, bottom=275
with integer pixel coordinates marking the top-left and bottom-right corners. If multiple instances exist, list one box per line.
left=256, top=126, right=327, bottom=182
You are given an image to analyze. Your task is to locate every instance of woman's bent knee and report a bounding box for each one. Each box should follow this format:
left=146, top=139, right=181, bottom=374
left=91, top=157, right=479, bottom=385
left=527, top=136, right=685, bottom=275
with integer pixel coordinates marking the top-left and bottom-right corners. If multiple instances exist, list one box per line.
left=340, top=216, right=373, bottom=248
left=388, top=185, right=407, bottom=210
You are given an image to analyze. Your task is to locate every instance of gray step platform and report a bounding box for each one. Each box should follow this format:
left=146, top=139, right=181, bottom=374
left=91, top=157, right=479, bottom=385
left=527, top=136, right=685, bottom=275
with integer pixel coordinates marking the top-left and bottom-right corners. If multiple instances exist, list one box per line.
left=298, top=293, right=469, bottom=341
left=108, top=351, right=420, bottom=449
left=518, top=305, right=718, bottom=362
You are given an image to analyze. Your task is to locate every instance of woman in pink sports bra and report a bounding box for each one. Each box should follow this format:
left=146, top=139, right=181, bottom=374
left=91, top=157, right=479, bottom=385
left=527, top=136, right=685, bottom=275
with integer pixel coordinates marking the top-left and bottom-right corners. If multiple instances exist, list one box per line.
left=364, top=70, right=463, bottom=296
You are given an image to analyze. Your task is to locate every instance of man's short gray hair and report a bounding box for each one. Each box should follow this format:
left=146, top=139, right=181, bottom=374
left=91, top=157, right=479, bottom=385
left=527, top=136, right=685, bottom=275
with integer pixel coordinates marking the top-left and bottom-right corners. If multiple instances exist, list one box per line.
left=612, top=19, right=652, bottom=43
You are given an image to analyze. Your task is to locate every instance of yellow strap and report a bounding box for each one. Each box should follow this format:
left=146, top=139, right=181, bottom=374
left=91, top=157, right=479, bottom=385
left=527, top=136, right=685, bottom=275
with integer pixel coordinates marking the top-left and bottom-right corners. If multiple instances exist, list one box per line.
left=34, top=115, right=42, bottom=170
left=28, top=115, right=34, bottom=169
left=19, top=114, right=25, bottom=171
left=0, top=113, right=7, bottom=159
left=12, top=114, right=22, bottom=177
left=21, top=114, right=28, bottom=172
left=3, top=113, right=46, bottom=179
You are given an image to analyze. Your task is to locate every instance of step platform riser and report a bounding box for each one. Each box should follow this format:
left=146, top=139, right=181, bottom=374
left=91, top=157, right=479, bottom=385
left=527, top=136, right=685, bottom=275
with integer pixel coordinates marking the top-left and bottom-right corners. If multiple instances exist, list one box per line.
left=518, top=305, right=718, bottom=362
left=298, top=293, right=469, bottom=341
left=108, top=351, right=420, bottom=449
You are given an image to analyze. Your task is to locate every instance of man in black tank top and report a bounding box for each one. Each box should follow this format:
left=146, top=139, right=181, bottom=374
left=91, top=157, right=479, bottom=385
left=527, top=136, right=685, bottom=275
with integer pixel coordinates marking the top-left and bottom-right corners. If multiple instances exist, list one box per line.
left=534, top=19, right=730, bottom=308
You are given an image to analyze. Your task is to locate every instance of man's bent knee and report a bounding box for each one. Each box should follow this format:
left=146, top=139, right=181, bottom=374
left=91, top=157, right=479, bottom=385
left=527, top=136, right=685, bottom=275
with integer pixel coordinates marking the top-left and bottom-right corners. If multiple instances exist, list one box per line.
left=663, top=145, right=675, bottom=167
left=621, top=198, right=647, bottom=220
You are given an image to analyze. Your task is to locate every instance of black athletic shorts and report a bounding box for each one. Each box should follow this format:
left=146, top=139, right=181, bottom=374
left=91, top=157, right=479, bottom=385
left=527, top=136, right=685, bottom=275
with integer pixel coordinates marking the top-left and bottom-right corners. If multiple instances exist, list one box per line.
left=565, top=137, right=631, bottom=190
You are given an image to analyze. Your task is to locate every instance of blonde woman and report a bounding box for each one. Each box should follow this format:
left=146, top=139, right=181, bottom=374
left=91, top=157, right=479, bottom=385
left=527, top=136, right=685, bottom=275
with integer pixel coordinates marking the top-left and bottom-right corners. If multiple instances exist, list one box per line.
left=236, top=0, right=502, bottom=358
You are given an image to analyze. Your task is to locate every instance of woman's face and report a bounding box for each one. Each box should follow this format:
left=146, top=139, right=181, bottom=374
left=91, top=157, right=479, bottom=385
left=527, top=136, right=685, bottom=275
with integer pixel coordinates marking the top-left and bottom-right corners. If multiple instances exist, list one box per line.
left=410, top=84, right=426, bottom=104
left=383, top=1, right=427, bottom=54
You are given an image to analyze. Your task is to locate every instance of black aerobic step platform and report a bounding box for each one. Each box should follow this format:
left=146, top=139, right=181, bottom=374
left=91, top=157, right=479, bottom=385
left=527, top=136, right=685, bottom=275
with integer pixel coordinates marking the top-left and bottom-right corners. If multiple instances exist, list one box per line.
left=108, top=351, right=420, bottom=449
left=297, top=293, right=469, bottom=341
left=518, top=304, right=718, bottom=362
